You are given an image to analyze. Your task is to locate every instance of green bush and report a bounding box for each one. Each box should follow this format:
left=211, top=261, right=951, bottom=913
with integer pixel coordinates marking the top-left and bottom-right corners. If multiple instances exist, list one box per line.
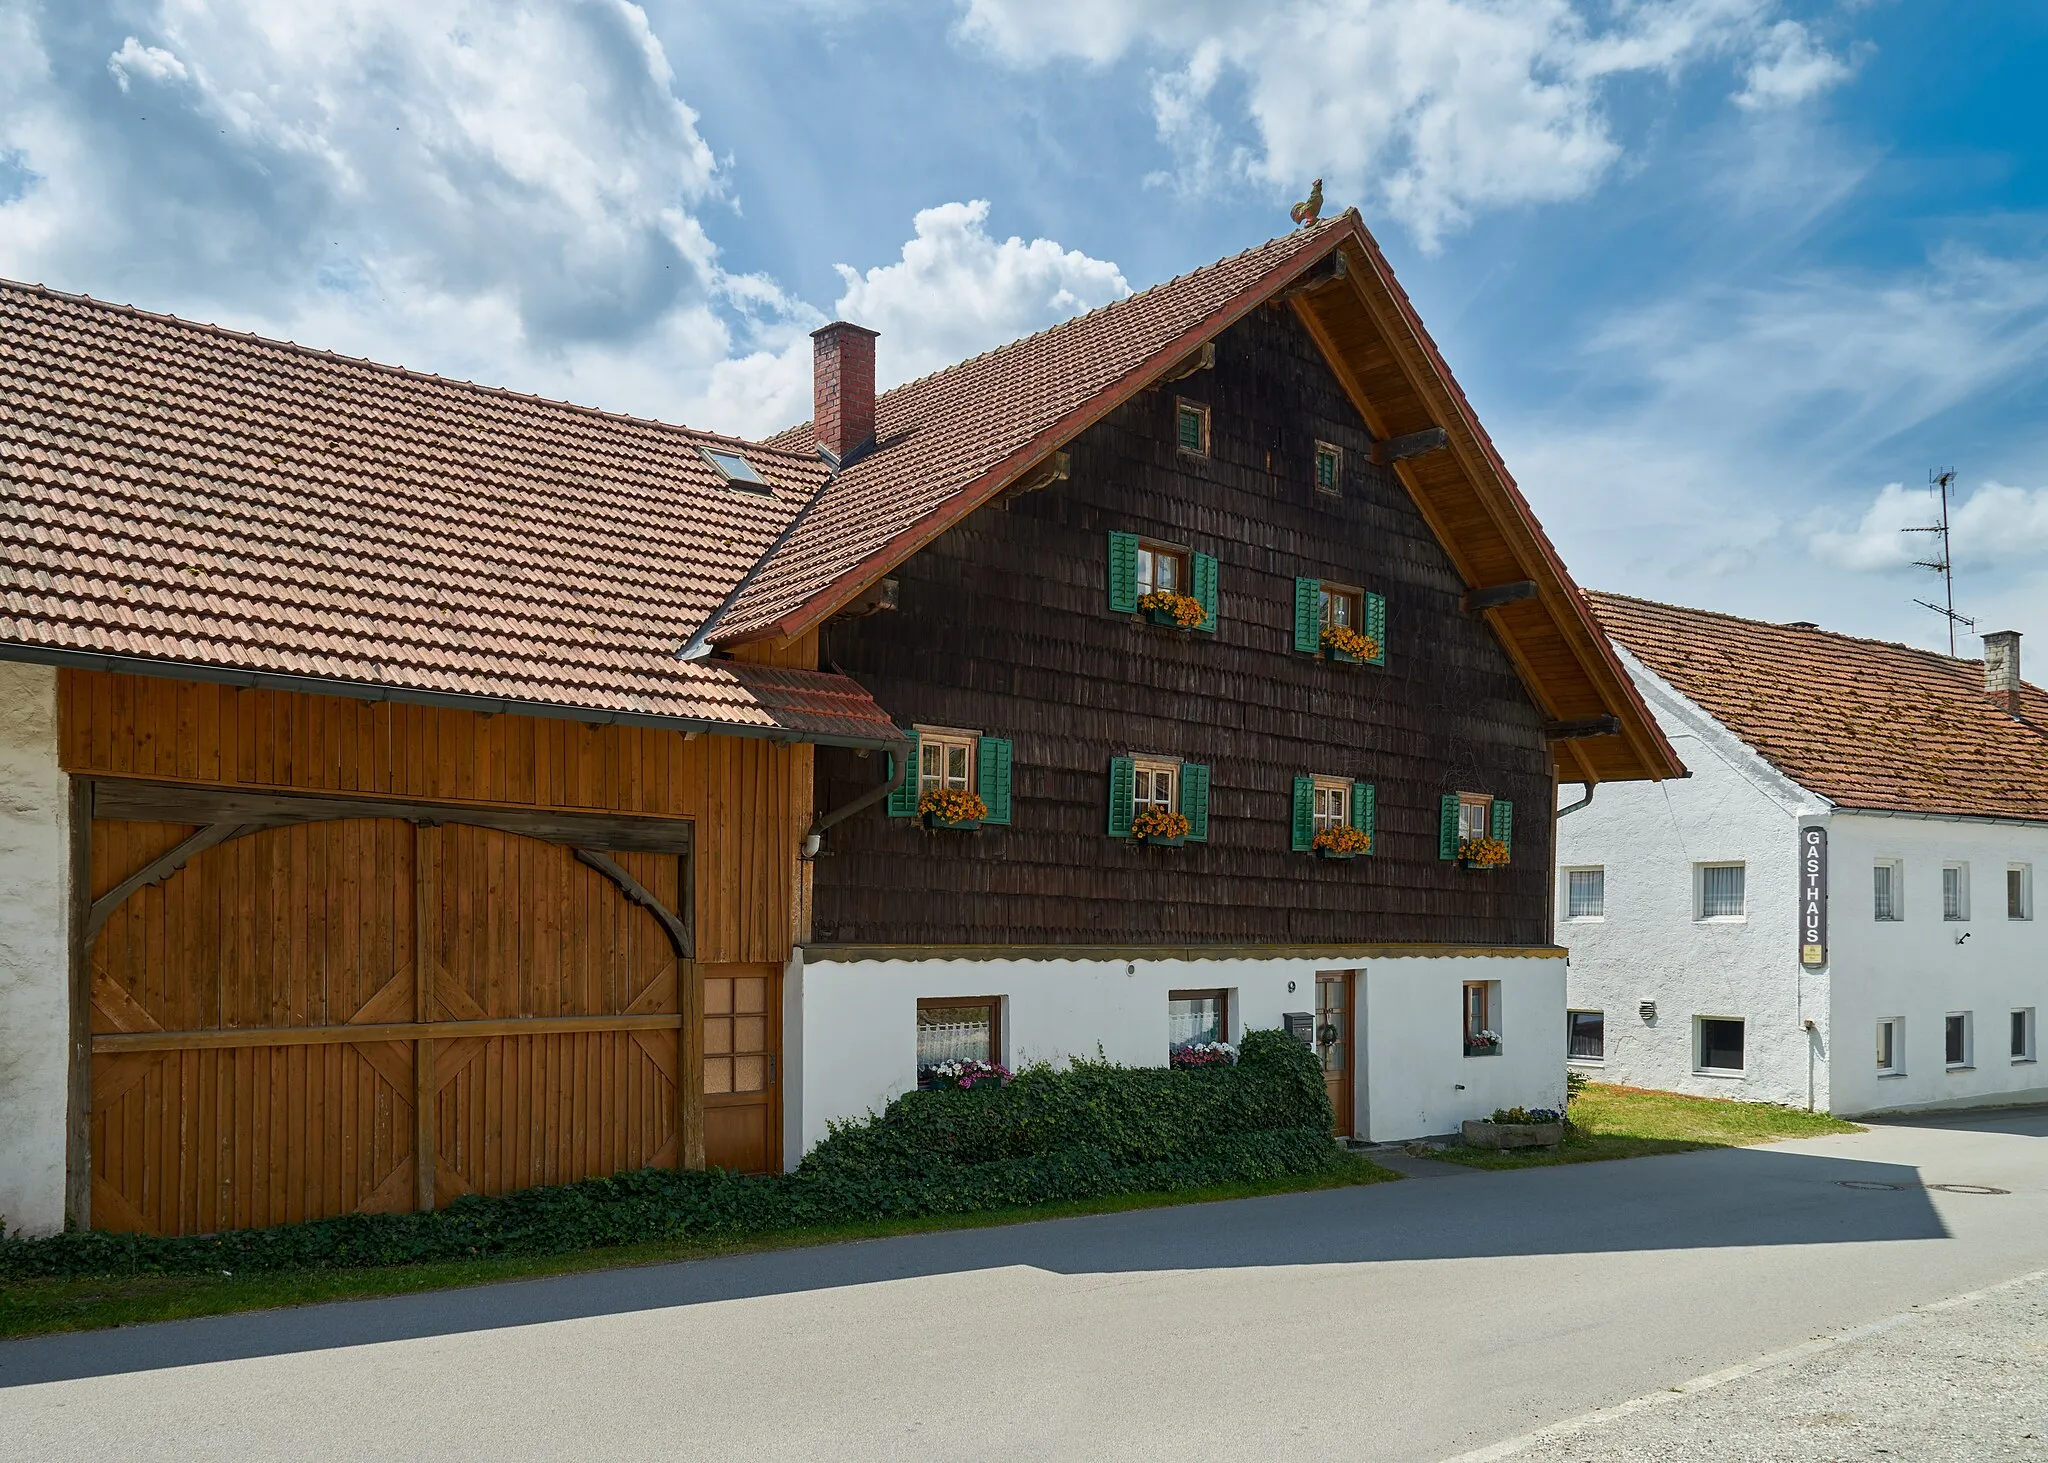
left=0, top=1029, right=1337, bottom=1280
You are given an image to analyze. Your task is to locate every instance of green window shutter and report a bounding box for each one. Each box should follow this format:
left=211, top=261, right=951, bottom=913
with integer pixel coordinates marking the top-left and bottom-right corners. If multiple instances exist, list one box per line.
left=1439, top=793, right=1460, bottom=859
left=1107, top=531, right=1139, bottom=614
left=1364, top=591, right=1387, bottom=666
left=977, top=737, right=1013, bottom=825
left=1352, top=782, right=1376, bottom=853
left=1192, top=551, right=1219, bottom=633
left=1491, top=798, right=1514, bottom=853
left=887, top=729, right=921, bottom=817
left=1293, top=577, right=1322, bottom=653
left=1182, top=763, right=1211, bottom=842
left=1107, top=755, right=1136, bottom=837
left=1290, top=776, right=1315, bottom=853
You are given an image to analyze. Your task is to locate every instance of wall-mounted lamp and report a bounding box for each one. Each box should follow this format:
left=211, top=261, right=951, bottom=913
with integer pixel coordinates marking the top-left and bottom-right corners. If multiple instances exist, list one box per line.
left=1956, top=932, right=1972, bottom=945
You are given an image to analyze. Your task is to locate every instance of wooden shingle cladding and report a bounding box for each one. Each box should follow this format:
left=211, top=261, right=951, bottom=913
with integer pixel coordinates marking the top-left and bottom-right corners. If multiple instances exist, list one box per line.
left=64, top=669, right=800, bottom=1232
left=811, top=305, right=1553, bottom=948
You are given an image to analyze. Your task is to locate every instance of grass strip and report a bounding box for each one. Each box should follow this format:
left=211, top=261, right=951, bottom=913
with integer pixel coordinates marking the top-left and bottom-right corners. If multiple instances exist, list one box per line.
left=1433, top=1082, right=1864, bottom=1170
left=0, top=1153, right=1396, bottom=1340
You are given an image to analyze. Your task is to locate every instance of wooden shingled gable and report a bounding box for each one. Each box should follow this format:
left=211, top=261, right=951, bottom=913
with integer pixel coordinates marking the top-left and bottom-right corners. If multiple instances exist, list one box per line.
left=716, top=211, right=1683, bottom=785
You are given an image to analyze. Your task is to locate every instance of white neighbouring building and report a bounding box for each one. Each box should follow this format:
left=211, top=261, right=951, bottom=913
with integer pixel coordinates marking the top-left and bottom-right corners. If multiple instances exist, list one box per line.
left=1559, top=594, right=2048, bottom=1116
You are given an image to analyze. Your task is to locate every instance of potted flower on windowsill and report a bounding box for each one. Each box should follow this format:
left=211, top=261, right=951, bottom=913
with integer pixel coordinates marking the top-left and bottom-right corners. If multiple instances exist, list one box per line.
left=1138, top=590, right=1206, bottom=629
left=920, top=1058, right=1012, bottom=1091
left=918, top=789, right=988, bottom=831
left=1457, top=836, right=1509, bottom=870
left=1312, top=824, right=1371, bottom=860
left=1463, top=1030, right=1502, bottom=1057
left=1319, top=623, right=1380, bottom=664
left=1170, top=1041, right=1237, bottom=1070
left=1132, top=807, right=1192, bottom=847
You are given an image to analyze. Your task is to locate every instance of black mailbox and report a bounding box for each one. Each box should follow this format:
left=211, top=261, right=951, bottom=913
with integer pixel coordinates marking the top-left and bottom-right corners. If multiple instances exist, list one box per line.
left=1282, top=1012, right=1315, bottom=1047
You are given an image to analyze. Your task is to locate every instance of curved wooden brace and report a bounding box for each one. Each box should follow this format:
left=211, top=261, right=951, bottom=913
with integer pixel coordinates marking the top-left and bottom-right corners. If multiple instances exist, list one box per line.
left=85, top=822, right=264, bottom=945
left=573, top=848, right=694, bottom=959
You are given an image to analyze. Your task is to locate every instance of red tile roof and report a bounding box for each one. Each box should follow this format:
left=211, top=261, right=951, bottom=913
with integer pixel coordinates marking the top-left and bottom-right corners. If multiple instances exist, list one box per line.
left=1589, top=592, right=2048, bottom=821
left=716, top=218, right=1353, bottom=643
left=0, top=281, right=899, bottom=746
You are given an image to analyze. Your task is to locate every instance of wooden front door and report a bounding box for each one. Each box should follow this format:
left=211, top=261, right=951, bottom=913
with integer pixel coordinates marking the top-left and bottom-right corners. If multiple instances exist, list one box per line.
left=84, top=784, right=709, bottom=1234
left=702, top=964, right=781, bottom=1173
left=1316, top=971, right=1355, bottom=1139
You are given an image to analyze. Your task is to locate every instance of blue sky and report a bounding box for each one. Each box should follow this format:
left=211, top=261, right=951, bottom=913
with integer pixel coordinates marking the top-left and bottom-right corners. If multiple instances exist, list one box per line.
left=3, top=0, right=2045, bottom=657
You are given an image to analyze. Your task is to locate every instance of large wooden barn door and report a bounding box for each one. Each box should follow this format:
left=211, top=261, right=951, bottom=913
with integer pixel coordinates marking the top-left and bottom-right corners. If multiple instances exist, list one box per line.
left=83, top=781, right=708, bottom=1235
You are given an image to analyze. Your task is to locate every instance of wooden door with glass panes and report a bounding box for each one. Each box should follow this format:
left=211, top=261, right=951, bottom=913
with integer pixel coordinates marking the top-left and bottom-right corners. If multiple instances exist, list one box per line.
left=703, top=964, right=780, bottom=1173
left=1316, top=971, right=1355, bottom=1138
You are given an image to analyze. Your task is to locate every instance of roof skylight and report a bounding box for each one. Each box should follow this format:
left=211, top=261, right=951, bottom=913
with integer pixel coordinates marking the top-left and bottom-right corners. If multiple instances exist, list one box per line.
left=699, top=446, right=771, bottom=491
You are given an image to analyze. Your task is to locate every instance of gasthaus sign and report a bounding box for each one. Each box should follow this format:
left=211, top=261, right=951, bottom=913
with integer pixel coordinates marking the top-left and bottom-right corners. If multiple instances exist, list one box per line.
left=1799, top=825, right=1828, bottom=967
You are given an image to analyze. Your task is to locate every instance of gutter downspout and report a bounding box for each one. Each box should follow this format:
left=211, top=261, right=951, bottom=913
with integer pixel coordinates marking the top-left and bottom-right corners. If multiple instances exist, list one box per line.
left=1556, top=782, right=1597, bottom=818
left=801, top=738, right=908, bottom=859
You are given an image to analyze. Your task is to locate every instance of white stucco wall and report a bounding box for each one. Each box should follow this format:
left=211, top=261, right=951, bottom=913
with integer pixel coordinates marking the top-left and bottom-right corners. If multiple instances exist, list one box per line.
left=1558, top=651, right=1833, bottom=1110
left=1826, top=811, right=2048, bottom=1116
left=0, top=661, right=71, bottom=1237
left=786, top=948, right=1565, bottom=1160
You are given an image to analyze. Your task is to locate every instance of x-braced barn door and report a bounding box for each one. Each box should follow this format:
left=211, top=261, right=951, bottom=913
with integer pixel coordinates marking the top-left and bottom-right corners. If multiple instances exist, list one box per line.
left=82, top=781, right=702, bottom=1235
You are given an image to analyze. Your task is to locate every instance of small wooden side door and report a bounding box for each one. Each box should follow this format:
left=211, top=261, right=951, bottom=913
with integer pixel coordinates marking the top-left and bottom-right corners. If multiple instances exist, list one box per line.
left=1316, top=971, right=1355, bottom=1139
left=703, top=963, right=781, bottom=1172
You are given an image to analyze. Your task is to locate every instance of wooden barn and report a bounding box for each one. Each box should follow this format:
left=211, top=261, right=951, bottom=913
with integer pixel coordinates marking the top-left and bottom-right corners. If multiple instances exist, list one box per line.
left=0, top=289, right=897, bottom=1237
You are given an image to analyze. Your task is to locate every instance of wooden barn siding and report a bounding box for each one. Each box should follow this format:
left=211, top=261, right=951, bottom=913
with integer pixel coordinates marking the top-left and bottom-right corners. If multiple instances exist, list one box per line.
left=58, top=669, right=810, bottom=965
left=814, top=304, right=1553, bottom=947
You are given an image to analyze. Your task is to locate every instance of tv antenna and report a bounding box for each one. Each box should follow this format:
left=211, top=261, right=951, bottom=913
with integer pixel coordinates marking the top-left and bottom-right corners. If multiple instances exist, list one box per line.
left=1901, top=468, right=1973, bottom=656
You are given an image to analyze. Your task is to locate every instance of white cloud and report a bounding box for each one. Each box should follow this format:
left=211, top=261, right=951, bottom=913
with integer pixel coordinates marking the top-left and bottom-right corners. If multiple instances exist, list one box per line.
left=1814, top=480, right=2048, bottom=573
left=957, top=0, right=1855, bottom=249
left=106, top=37, right=189, bottom=92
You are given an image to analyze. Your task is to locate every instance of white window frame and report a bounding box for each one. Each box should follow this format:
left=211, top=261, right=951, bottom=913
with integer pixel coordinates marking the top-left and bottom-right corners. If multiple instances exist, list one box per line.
left=1695, top=862, right=1747, bottom=922
left=914, top=725, right=980, bottom=798
left=2013, top=1008, right=2037, bottom=1064
left=1133, top=757, right=1180, bottom=819
left=1945, top=1011, right=1974, bottom=1070
left=2009, top=864, right=2034, bottom=922
left=1564, top=867, right=1605, bottom=921
left=1872, top=859, right=1903, bottom=922
left=1567, top=1009, right=1605, bottom=1064
left=1875, top=1017, right=1904, bottom=1077
left=1943, top=862, right=1970, bottom=922
left=1457, top=793, right=1494, bottom=844
left=1694, top=1014, right=1747, bottom=1077
left=1309, top=775, right=1351, bottom=834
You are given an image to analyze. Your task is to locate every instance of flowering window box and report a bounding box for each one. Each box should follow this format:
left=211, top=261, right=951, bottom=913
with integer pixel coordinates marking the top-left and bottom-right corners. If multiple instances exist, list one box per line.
left=1170, top=1041, right=1237, bottom=1070
left=920, top=1058, right=1012, bottom=1091
left=1138, top=590, right=1206, bottom=630
left=1319, top=624, right=1380, bottom=665
left=1132, top=807, right=1191, bottom=847
left=1457, top=836, right=1509, bottom=871
left=1464, top=1033, right=1502, bottom=1057
left=1312, top=825, right=1371, bottom=861
left=918, top=789, right=987, bottom=832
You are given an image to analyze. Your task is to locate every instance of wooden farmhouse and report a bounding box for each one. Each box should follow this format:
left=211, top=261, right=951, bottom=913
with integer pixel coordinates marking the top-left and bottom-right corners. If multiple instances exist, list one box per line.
left=0, top=211, right=1679, bottom=1239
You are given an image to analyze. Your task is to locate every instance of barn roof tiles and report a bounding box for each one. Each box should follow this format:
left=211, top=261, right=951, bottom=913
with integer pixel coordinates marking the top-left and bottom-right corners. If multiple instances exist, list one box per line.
left=1589, top=591, right=2048, bottom=821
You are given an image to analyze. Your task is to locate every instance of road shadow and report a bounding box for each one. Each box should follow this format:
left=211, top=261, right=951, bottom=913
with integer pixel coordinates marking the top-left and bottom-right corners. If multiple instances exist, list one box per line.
left=0, top=1142, right=1954, bottom=1389
left=1860, top=1104, right=2048, bottom=1139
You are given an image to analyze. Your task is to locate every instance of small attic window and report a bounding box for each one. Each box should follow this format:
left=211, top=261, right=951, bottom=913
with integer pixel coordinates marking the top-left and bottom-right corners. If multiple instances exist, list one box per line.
left=699, top=446, right=771, bottom=492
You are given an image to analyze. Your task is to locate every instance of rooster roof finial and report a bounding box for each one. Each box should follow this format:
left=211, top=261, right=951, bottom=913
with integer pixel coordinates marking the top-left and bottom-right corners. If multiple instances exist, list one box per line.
left=1289, top=179, right=1324, bottom=228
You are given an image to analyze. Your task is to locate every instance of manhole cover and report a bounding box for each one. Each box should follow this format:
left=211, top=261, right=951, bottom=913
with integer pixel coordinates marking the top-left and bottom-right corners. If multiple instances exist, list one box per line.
left=1928, top=1183, right=2009, bottom=1196
left=1838, top=1180, right=1905, bottom=1190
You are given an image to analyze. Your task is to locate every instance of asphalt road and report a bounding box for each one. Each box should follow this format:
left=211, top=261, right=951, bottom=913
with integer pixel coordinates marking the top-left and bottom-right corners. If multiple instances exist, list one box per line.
left=2, top=1109, right=2044, bottom=1463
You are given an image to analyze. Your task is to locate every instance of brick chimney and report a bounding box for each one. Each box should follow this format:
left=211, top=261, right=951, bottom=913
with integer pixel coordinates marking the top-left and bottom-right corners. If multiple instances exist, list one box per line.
left=1982, top=629, right=2023, bottom=716
left=811, top=321, right=878, bottom=466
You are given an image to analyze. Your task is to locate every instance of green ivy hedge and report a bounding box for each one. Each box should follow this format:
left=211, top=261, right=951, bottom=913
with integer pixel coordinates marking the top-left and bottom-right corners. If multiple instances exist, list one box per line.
left=1, top=1029, right=1337, bottom=1280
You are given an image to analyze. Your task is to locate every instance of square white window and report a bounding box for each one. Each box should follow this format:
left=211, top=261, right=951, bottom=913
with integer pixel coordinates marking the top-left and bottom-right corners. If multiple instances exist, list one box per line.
left=2009, top=865, right=2034, bottom=921
left=1566, top=868, right=1605, bottom=920
left=1568, top=1009, right=1605, bottom=1062
left=1696, top=1016, right=1746, bottom=1075
left=1697, top=864, right=1746, bottom=920
left=1943, top=863, right=1970, bottom=922
left=1945, top=1011, right=1973, bottom=1069
left=1872, top=860, right=1903, bottom=922
left=1310, top=776, right=1351, bottom=833
left=1458, top=794, right=1494, bottom=844
left=1133, top=758, right=1179, bottom=818
left=1875, top=1017, right=1903, bottom=1075
left=916, top=998, right=1001, bottom=1086
left=2012, top=1008, right=2036, bottom=1063
left=916, top=729, right=978, bottom=797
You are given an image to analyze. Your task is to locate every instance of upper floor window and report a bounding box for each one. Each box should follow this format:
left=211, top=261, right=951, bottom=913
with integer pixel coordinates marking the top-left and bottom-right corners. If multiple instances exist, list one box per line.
left=2010, top=865, right=2033, bottom=921
left=1311, top=776, right=1351, bottom=832
left=1459, top=794, right=1493, bottom=843
left=1135, top=757, right=1178, bottom=819
left=1313, top=441, right=1342, bottom=495
left=1175, top=399, right=1210, bottom=455
left=1440, top=792, right=1512, bottom=866
left=1697, top=863, right=1745, bottom=920
left=918, top=729, right=975, bottom=797
left=888, top=726, right=1014, bottom=825
left=1566, top=868, right=1605, bottom=919
left=1943, top=863, right=1970, bottom=922
left=1320, top=582, right=1361, bottom=631
left=1108, top=753, right=1210, bottom=843
left=1873, top=860, right=1902, bottom=921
